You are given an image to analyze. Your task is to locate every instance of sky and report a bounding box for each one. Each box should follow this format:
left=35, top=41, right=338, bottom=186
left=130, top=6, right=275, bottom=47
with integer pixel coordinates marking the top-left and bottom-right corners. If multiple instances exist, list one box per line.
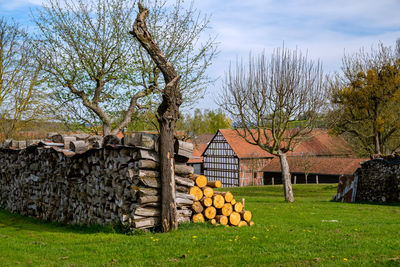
left=1, top=0, right=400, bottom=111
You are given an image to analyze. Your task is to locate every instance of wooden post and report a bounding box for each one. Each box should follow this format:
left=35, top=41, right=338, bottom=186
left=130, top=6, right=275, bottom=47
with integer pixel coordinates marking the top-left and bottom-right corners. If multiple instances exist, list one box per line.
left=294, top=175, right=297, bottom=184
left=272, top=177, right=274, bottom=185
left=316, top=175, right=319, bottom=184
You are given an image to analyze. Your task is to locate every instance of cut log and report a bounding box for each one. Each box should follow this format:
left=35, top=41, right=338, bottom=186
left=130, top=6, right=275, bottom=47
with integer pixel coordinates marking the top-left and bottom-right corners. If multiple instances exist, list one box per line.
left=229, top=212, right=241, bottom=226
left=87, top=135, right=103, bottom=148
left=192, top=213, right=204, bottom=223
left=233, top=202, right=243, bottom=213
left=191, top=201, right=204, bottom=213
left=231, top=199, right=236, bottom=205
left=190, top=174, right=207, bottom=188
left=124, top=132, right=158, bottom=150
left=249, top=221, right=255, bottom=227
left=213, top=194, right=225, bottom=209
left=137, top=149, right=159, bottom=162
left=63, top=136, right=76, bottom=149
left=207, top=180, right=221, bottom=188
left=51, top=134, right=64, bottom=143
left=103, top=135, right=121, bottom=146
left=210, top=218, right=217, bottom=225
left=138, top=195, right=160, bottom=205
left=72, top=133, right=90, bottom=141
left=220, top=203, right=233, bottom=217
left=176, top=185, right=190, bottom=193
left=238, top=220, right=248, bottom=227
left=189, top=186, right=203, bottom=201
left=174, top=140, right=194, bottom=159
left=202, top=186, right=214, bottom=198
left=214, top=191, right=234, bottom=202
left=204, top=206, right=216, bottom=219
left=175, top=176, right=195, bottom=187
left=132, top=186, right=159, bottom=196
left=176, top=192, right=195, bottom=201
left=176, top=197, right=193, bottom=206
left=240, top=210, right=252, bottom=223
left=70, top=141, right=89, bottom=153
left=134, top=207, right=160, bottom=217
left=200, top=197, right=212, bottom=207
left=138, top=177, right=160, bottom=188
left=175, top=163, right=194, bottom=175
left=215, top=215, right=228, bottom=225
left=135, top=159, right=158, bottom=170
left=133, top=217, right=160, bottom=228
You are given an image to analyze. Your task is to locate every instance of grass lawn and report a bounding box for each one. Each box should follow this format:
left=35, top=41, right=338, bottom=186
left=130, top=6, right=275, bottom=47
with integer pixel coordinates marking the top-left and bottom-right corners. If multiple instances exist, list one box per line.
left=0, top=184, right=399, bottom=266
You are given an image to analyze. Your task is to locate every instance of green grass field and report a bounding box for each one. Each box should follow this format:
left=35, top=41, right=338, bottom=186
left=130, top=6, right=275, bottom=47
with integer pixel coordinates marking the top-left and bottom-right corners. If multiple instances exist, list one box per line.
left=1, top=184, right=399, bottom=266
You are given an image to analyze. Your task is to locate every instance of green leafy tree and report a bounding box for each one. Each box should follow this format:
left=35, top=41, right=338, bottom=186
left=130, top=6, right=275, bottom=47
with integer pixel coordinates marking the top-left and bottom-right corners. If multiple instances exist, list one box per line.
left=329, top=42, right=400, bottom=155
left=34, top=0, right=218, bottom=135
left=177, top=108, right=232, bottom=135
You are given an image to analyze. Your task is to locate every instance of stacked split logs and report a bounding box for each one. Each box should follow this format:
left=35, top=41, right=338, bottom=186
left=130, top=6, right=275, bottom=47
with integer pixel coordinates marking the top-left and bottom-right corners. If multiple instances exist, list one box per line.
left=189, top=175, right=254, bottom=227
left=0, top=132, right=195, bottom=230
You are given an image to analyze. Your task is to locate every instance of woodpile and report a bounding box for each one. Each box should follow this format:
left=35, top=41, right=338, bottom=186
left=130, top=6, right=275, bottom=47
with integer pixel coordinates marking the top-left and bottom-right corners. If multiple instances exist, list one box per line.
left=0, top=132, right=195, bottom=230
left=189, top=175, right=254, bottom=227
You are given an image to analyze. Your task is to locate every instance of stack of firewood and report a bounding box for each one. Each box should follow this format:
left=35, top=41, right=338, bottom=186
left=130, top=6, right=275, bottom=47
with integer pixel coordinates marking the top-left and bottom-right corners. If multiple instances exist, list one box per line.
left=189, top=175, right=254, bottom=227
left=0, top=132, right=195, bottom=230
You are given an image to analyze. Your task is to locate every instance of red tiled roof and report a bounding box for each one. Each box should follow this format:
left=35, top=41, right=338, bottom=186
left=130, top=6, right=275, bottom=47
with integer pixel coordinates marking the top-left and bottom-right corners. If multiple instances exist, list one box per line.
left=187, top=134, right=214, bottom=164
left=216, top=129, right=353, bottom=159
left=262, top=156, right=368, bottom=175
left=188, top=143, right=208, bottom=164
left=218, top=129, right=274, bottom=159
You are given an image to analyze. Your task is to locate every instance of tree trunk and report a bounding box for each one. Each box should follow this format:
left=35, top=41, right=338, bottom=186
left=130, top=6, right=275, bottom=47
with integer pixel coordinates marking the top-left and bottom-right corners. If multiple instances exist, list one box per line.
left=278, top=152, right=294, bottom=202
left=130, top=3, right=182, bottom=232
left=103, top=124, right=111, bottom=137
left=374, top=130, right=381, bottom=155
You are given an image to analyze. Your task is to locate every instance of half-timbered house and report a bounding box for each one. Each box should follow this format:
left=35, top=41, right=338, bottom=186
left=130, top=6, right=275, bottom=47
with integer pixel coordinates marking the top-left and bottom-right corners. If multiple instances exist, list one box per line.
left=202, top=129, right=273, bottom=187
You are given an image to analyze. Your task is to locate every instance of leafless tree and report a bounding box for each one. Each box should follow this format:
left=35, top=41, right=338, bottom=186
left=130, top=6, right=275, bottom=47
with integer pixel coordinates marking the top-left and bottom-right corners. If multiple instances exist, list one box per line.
left=34, top=0, right=217, bottom=135
left=220, top=48, right=325, bottom=202
left=130, top=3, right=181, bottom=232
left=0, top=18, right=49, bottom=140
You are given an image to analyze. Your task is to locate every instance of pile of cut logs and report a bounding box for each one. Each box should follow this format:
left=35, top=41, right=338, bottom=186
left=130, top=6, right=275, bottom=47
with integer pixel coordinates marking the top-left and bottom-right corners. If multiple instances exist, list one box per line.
left=189, top=175, right=254, bottom=227
left=0, top=132, right=195, bottom=230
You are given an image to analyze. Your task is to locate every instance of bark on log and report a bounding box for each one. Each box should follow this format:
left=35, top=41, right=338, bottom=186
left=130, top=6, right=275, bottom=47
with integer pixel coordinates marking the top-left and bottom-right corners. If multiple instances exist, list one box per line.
left=70, top=141, right=89, bottom=154
left=207, top=180, right=221, bottom=188
left=175, top=163, right=194, bottom=175
left=134, top=207, right=160, bottom=217
left=138, top=195, right=160, bottom=205
left=175, top=176, right=195, bottom=187
left=63, top=136, right=76, bottom=150
left=240, top=210, right=252, bottom=223
left=191, top=201, right=204, bottom=213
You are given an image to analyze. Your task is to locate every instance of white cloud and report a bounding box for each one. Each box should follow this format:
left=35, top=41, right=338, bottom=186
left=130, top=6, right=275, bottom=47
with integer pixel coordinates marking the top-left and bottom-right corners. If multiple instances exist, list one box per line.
left=0, top=0, right=42, bottom=10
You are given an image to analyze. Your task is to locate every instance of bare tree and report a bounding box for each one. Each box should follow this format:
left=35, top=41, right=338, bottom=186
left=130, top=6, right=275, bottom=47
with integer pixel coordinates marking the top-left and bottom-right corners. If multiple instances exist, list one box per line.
left=0, top=18, right=49, bottom=140
left=220, top=48, right=325, bottom=202
left=34, top=0, right=217, bottom=135
left=130, top=3, right=181, bottom=232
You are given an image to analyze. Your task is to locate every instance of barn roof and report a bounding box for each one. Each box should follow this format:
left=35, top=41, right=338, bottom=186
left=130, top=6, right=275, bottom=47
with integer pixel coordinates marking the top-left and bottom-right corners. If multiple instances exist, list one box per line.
left=217, top=129, right=274, bottom=159
left=187, top=134, right=214, bottom=164
left=262, top=156, right=368, bottom=176
left=205, top=129, right=354, bottom=160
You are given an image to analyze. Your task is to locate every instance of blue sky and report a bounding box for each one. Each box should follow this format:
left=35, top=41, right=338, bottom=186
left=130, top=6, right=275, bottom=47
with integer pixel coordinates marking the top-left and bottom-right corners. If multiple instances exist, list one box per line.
left=1, top=0, right=400, bottom=111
